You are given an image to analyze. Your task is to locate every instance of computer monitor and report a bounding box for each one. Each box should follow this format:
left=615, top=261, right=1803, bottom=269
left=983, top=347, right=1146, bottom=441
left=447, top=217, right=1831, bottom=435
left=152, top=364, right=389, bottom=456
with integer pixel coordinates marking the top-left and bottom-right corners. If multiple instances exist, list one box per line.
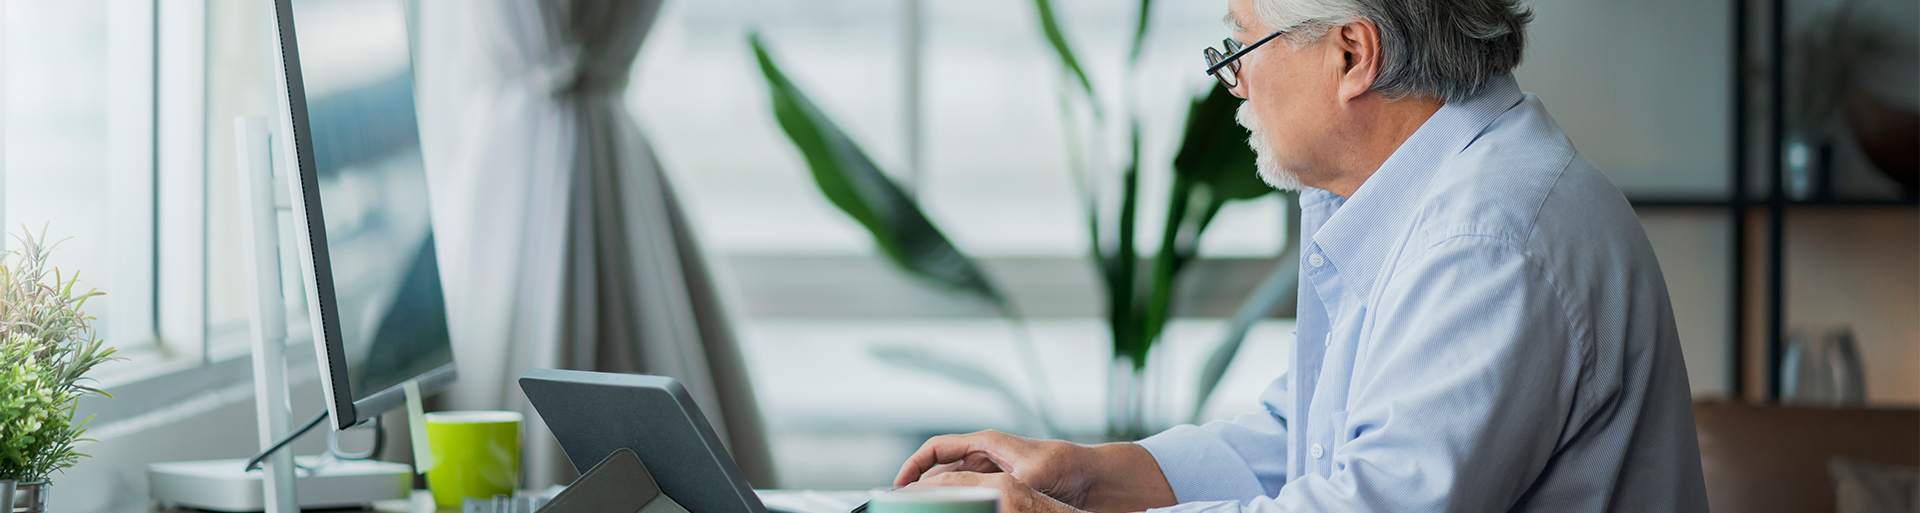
left=270, top=0, right=457, bottom=431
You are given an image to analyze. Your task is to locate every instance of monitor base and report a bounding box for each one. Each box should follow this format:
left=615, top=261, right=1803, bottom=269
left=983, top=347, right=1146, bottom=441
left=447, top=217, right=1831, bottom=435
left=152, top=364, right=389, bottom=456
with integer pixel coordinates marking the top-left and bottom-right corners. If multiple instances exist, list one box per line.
left=149, top=457, right=410, bottom=512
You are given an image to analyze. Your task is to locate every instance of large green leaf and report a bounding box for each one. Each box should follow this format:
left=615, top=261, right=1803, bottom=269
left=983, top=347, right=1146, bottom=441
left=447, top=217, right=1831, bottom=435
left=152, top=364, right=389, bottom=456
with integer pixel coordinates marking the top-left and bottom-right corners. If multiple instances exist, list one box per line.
left=1128, top=0, right=1154, bottom=63
left=1031, top=0, right=1096, bottom=99
left=750, top=34, right=1008, bottom=312
left=1173, top=86, right=1266, bottom=204
left=755, top=34, right=1065, bottom=439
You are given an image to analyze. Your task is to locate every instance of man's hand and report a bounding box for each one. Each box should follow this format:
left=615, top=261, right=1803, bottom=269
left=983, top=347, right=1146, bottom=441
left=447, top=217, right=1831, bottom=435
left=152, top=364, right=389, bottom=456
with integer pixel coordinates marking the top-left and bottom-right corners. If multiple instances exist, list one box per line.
left=893, top=430, right=1177, bottom=513
left=894, top=431, right=1097, bottom=507
left=905, top=471, right=1088, bottom=513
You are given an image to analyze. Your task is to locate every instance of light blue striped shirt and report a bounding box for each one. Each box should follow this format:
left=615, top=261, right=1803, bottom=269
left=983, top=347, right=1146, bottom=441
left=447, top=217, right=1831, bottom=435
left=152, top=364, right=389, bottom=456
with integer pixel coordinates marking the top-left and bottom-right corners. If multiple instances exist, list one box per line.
left=1136, top=75, right=1708, bottom=512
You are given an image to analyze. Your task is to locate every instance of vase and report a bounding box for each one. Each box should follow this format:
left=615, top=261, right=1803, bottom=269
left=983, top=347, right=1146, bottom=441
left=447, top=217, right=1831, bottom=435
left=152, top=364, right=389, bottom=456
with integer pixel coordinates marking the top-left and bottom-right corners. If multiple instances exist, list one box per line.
left=1781, top=326, right=1867, bottom=406
left=11, top=480, right=44, bottom=513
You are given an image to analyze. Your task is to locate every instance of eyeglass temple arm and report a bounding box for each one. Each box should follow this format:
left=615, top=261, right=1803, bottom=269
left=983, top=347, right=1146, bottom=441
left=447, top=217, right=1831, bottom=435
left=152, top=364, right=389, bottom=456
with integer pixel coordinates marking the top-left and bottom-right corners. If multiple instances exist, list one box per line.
left=1206, top=29, right=1289, bottom=75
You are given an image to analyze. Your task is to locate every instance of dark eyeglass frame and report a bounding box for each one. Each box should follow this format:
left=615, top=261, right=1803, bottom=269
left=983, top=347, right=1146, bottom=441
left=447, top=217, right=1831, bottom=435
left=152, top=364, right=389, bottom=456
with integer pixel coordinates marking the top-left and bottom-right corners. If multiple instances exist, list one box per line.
left=1204, top=29, right=1288, bottom=91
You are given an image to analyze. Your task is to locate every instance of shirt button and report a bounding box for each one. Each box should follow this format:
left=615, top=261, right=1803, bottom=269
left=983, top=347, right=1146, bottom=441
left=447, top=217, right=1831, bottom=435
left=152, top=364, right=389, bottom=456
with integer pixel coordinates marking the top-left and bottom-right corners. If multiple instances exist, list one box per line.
left=1310, top=444, right=1324, bottom=459
left=1309, top=254, right=1325, bottom=268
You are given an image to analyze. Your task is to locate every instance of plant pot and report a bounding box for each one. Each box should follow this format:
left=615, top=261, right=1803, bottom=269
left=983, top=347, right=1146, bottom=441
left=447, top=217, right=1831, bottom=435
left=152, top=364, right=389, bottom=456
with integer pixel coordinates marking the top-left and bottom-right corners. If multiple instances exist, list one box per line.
left=0, top=481, right=13, bottom=512
left=10, top=481, right=44, bottom=513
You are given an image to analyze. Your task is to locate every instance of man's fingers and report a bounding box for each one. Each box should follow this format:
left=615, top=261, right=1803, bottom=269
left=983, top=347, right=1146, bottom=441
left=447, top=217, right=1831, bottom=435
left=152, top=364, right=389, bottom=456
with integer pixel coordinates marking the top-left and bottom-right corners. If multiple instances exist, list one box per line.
left=920, top=462, right=964, bottom=480
left=893, top=432, right=1011, bottom=487
left=955, top=453, right=1006, bottom=474
left=913, top=470, right=986, bottom=487
left=895, top=436, right=973, bottom=487
left=913, top=471, right=1018, bottom=492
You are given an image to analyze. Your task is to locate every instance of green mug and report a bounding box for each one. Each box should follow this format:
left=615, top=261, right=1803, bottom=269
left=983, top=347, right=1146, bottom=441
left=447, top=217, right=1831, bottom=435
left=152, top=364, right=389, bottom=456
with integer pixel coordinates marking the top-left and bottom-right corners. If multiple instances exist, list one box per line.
left=424, top=411, right=522, bottom=508
left=869, top=487, right=1001, bottom=513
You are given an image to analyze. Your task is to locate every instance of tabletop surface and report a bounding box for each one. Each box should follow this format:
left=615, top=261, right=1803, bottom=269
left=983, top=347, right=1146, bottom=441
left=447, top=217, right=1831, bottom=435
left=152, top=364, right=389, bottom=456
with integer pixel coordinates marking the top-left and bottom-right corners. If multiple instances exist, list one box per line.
left=153, top=489, right=876, bottom=513
left=154, top=490, right=469, bottom=513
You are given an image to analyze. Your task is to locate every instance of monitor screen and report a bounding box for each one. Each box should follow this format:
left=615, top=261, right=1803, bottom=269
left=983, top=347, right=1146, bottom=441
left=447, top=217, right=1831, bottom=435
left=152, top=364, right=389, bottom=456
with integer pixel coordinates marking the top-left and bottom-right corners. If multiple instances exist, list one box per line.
left=275, top=0, right=456, bottom=429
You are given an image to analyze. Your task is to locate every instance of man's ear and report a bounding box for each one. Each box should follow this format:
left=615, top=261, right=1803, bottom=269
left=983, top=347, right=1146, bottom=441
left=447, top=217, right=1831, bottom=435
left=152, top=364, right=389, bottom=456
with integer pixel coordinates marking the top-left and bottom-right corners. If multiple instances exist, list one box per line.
left=1332, top=19, right=1382, bottom=102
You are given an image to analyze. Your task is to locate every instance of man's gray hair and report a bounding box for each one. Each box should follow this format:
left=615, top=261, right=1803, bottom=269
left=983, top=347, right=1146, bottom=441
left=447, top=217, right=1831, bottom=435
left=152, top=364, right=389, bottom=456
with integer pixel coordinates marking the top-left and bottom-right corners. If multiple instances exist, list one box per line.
left=1248, top=0, right=1532, bottom=103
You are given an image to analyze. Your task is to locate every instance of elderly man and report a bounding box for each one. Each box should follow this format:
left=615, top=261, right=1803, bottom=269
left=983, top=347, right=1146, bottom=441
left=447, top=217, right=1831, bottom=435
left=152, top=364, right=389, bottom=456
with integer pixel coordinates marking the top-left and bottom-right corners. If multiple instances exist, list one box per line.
left=891, top=0, right=1709, bottom=511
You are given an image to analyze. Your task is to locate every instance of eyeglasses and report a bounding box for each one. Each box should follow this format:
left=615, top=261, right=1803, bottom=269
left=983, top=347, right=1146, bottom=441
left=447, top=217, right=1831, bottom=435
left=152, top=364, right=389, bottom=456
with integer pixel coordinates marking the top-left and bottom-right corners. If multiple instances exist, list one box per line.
left=1204, top=30, right=1288, bottom=92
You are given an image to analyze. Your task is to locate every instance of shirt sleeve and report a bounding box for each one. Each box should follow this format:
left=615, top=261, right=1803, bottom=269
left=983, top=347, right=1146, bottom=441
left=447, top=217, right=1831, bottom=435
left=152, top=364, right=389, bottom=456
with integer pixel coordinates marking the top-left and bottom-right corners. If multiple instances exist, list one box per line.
left=1148, top=235, right=1592, bottom=513
left=1135, top=373, right=1294, bottom=504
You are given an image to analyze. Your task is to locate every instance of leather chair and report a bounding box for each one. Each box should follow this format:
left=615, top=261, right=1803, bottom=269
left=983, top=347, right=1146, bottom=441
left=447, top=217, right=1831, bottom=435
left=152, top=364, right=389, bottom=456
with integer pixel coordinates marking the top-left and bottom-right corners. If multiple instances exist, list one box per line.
left=1694, top=401, right=1920, bottom=513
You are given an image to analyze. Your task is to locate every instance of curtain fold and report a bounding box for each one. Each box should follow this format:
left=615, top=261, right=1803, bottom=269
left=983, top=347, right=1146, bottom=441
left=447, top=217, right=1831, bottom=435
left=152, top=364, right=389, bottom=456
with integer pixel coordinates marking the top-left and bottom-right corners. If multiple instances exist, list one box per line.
left=422, top=0, right=775, bottom=488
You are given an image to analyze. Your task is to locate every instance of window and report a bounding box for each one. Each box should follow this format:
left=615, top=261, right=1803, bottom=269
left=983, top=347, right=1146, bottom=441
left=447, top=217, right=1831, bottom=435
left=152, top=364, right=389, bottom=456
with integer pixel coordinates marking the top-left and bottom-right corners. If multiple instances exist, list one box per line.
left=4, top=0, right=159, bottom=368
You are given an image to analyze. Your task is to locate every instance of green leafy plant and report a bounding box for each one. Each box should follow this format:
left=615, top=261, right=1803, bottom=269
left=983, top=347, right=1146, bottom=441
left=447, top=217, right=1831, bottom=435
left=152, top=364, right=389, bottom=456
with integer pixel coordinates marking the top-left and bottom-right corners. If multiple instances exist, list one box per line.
left=751, top=0, right=1299, bottom=440
left=0, top=226, right=119, bottom=482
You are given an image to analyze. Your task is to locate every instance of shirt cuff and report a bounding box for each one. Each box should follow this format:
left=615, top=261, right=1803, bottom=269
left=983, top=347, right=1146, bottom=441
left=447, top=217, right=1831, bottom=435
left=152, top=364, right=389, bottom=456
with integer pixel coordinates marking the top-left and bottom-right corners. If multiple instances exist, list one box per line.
left=1135, top=424, right=1269, bottom=504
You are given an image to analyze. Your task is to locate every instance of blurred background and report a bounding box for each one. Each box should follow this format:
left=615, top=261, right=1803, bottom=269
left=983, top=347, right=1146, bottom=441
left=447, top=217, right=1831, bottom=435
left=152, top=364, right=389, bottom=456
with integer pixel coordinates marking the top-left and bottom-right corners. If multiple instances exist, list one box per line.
left=3, top=0, right=1916, bottom=510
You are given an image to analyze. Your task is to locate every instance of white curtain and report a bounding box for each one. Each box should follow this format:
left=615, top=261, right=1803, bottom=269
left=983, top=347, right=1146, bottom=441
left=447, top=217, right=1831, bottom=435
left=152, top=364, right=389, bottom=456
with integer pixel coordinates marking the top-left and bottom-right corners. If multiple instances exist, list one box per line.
left=415, top=0, right=775, bottom=488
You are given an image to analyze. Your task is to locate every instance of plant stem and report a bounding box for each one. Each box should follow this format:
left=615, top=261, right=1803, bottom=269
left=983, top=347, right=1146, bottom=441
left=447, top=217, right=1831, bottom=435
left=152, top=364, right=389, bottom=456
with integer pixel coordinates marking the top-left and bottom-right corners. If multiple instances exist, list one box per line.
left=1113, top=123, right=1143, bottom=369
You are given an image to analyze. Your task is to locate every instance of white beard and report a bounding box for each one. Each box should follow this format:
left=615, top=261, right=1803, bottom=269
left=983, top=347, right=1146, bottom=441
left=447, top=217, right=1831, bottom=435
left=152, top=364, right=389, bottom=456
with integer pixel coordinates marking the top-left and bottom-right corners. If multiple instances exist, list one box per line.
left=1236, top=101, right=1303, bottom=191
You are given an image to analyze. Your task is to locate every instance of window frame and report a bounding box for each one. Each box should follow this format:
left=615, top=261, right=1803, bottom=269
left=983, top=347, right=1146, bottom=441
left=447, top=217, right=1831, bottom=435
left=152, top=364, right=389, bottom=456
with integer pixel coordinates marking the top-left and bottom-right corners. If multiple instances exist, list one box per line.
left=155, top=0, right=210, bottom=364
left=107, top=0, right=160, bottom=357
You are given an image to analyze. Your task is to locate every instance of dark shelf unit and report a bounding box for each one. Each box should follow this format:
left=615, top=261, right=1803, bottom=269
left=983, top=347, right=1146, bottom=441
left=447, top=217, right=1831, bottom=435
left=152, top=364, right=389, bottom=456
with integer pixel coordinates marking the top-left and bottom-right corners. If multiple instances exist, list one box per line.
left=1558, top=0, right=1917, bottom=401
left=1617, top=0, right=1920, bottom=401
left=1755, top=0, right=1913, bottom=401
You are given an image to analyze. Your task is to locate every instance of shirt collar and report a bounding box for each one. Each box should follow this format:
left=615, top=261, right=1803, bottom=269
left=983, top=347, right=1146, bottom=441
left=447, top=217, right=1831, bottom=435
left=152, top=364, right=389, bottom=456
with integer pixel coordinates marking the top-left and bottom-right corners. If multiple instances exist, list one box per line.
left=1304, top=75, right=1525, bottom=301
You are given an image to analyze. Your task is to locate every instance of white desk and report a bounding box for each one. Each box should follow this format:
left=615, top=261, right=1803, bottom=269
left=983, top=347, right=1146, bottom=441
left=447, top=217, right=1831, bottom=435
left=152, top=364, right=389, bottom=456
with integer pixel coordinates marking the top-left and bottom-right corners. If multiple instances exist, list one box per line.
left=154, top=489, right=876, bottom=513
left=152, top=490, right=434, bottom=513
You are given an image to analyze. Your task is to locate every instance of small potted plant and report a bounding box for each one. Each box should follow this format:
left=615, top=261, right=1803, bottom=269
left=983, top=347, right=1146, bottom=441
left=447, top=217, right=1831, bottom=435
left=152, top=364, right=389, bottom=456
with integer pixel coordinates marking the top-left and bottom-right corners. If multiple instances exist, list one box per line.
left=0, top=226, right=118, bottom=512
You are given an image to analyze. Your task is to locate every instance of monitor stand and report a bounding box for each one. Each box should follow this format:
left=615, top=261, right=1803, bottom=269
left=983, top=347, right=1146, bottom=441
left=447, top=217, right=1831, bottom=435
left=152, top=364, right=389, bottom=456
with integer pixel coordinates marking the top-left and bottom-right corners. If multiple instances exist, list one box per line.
left=149, top=457, right=411, bottom=512
left=145, top=117, right=408, bottom=512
